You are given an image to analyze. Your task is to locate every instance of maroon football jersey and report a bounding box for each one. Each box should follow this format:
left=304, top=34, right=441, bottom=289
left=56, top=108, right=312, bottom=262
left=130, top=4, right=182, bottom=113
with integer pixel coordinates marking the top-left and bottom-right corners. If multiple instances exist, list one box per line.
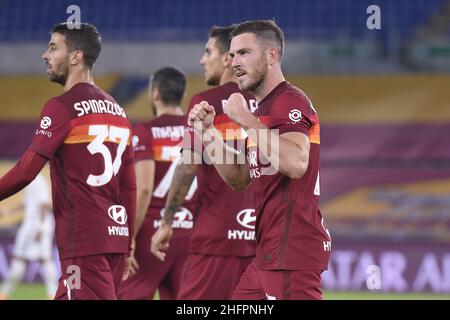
left=247, top=81, right=331, bottom=271
left=183, top=81, right=257, bottom=257
left=29, top=83, right=134, bottom=259
left=132, top=114, right=197, bottom=238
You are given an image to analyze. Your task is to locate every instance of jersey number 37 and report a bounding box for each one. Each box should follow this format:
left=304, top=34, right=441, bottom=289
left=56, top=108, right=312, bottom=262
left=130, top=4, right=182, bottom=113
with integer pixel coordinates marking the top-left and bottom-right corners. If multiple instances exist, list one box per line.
left=86, top=125, right=130, bottom=187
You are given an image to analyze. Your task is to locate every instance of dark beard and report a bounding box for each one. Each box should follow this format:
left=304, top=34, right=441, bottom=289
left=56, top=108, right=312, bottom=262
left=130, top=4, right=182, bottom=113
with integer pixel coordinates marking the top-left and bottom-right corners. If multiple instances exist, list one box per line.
left=49, top=71, right=68, bottom=86
left=246, top=74, right=265, bottom=93
left=241, top=56, right=267, bottom=93
left=206, top=79, right=219, bottom=86
left=48, top=60, right=69, bottom=86
left=206, top=73, right=220, bottom=86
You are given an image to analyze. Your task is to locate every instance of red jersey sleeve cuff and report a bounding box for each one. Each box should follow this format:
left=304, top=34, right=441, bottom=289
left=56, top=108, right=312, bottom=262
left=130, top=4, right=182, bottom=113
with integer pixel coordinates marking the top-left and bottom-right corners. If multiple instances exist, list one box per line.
left=275, top=124, right=309, bottom=136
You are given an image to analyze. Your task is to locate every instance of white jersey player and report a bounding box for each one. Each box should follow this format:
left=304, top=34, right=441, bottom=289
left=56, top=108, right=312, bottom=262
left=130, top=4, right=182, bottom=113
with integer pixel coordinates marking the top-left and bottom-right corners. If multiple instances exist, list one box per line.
left=0, top=174, right=57, bottom=299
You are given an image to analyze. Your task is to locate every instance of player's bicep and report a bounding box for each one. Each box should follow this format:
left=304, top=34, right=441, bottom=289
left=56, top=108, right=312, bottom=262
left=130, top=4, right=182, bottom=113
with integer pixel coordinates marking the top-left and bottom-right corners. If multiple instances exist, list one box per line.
left=280, top=131, right=310, bottom=153
left=279, top=131, right=310, bottom=178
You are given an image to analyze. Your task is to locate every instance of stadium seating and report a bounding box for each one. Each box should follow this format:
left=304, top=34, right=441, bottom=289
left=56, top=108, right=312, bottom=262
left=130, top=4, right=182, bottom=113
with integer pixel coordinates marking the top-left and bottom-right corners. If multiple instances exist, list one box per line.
left=0, top=0, right=446, bottom=45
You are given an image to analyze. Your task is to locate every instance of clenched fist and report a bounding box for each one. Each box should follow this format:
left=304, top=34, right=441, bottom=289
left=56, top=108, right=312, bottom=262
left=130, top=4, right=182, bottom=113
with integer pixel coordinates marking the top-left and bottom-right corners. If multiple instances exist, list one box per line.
left=223, top=93, right=252, bottom=127
left=188, top=101, right=216, bottom=133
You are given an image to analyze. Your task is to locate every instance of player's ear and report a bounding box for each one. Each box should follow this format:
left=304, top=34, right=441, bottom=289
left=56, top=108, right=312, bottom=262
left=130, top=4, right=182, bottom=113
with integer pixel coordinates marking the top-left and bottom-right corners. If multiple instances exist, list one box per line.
left=152, top=87, right=161, bottom=101
left=70, top=50, right=84, bottom=66
left=222, top=52, right=231, bottom=68
left=267, top=47, right=278, bottom=66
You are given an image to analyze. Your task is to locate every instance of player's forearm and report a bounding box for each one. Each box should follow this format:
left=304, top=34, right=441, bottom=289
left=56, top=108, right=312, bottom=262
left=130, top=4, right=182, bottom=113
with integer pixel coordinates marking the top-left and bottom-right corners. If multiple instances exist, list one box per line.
left=133, top=159, right=155, bottom=237
left=134, top=187, right=152, bottom=237
left=216, top=163, right=251, bottom=191
left=120, top=163, right=137, bottom=253
left=124, top=187, right=136, bottom=255
left=202, top=128, right=250, bottom=191
left=0, top=150, right=47, bottom=201
left=163, top=162, right=197, bottom=225
left=243, top=118, right=309, bottom=179
left=276, top=135, right=309, bottom=179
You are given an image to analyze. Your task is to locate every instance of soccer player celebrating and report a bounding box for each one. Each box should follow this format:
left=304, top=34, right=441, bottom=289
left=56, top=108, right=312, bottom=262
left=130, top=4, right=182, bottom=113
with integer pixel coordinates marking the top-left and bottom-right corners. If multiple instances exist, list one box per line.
left=0, top=23, right=136, bottom=300
left=118, top=67, right=197, bottom=300
left=188, top=20, right=331, bottom=300
left=151, top=25, right=256, bottom=300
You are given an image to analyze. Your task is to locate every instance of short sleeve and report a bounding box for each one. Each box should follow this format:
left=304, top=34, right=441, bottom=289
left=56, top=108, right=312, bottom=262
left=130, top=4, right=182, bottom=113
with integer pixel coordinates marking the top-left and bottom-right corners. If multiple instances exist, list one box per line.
left=270, top=94, right=314, bottom=136
left=29, top=98, right=71, bottom=159
left=131, top=124, right=153, bottom=161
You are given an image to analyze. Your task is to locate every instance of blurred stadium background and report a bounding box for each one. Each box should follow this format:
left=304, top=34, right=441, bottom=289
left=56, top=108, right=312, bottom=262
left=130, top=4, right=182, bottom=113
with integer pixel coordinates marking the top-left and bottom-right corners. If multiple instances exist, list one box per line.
left=1, top=0, right=450, bottom=299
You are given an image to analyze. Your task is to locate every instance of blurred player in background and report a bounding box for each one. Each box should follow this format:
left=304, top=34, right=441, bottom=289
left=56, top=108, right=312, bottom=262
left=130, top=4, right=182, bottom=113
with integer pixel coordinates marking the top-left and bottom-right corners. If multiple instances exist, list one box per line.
left=118, top=67, right=197, bottom=300
left=0, top=22, right=136, bottom=299
left=0, top=173, right=57, bottom=300
left=151, top=25, right=257, bottom=299
left=189, top=19, right=331, bottom=300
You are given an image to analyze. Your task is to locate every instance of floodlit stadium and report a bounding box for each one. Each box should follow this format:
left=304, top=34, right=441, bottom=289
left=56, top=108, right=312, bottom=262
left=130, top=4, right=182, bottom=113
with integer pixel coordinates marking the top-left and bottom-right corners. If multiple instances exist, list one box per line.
left=1, top=0, right=450, bottom=300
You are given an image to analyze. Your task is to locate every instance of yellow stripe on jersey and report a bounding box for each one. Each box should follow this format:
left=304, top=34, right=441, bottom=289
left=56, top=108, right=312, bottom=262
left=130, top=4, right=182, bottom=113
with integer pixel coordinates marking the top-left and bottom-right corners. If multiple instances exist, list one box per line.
left=215, top=122, right=247, bottom=141
left=309, top=123, right=320, bottom=144
left=64, top=124, right=131, bottom=145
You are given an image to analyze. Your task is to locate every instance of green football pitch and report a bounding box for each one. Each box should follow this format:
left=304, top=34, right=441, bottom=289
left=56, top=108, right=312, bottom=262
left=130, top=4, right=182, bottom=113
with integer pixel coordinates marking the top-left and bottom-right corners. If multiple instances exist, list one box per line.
left=3, top=284, right=450, bottom=300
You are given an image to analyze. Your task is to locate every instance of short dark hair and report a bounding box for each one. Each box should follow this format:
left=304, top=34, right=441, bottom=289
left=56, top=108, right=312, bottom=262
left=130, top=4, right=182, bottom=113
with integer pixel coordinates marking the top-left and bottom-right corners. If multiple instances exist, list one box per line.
left=208, top=24, right=236, bottom=54
left=230, top=19, right=285, bottom=58
left=51, top=22, right=102, bottom=69
left=151, top=67, right=186, bottom=105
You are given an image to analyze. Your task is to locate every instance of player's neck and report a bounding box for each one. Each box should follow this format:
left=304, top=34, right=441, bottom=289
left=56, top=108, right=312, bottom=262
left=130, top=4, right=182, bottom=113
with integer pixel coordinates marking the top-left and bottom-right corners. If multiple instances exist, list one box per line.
left=64, top=68, right=95, bottom=92
left=254, top=68, right=285, bottom=102
left=156, top=105, right=184, bottom=117
left=219, top=67, right=237, bottom=86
